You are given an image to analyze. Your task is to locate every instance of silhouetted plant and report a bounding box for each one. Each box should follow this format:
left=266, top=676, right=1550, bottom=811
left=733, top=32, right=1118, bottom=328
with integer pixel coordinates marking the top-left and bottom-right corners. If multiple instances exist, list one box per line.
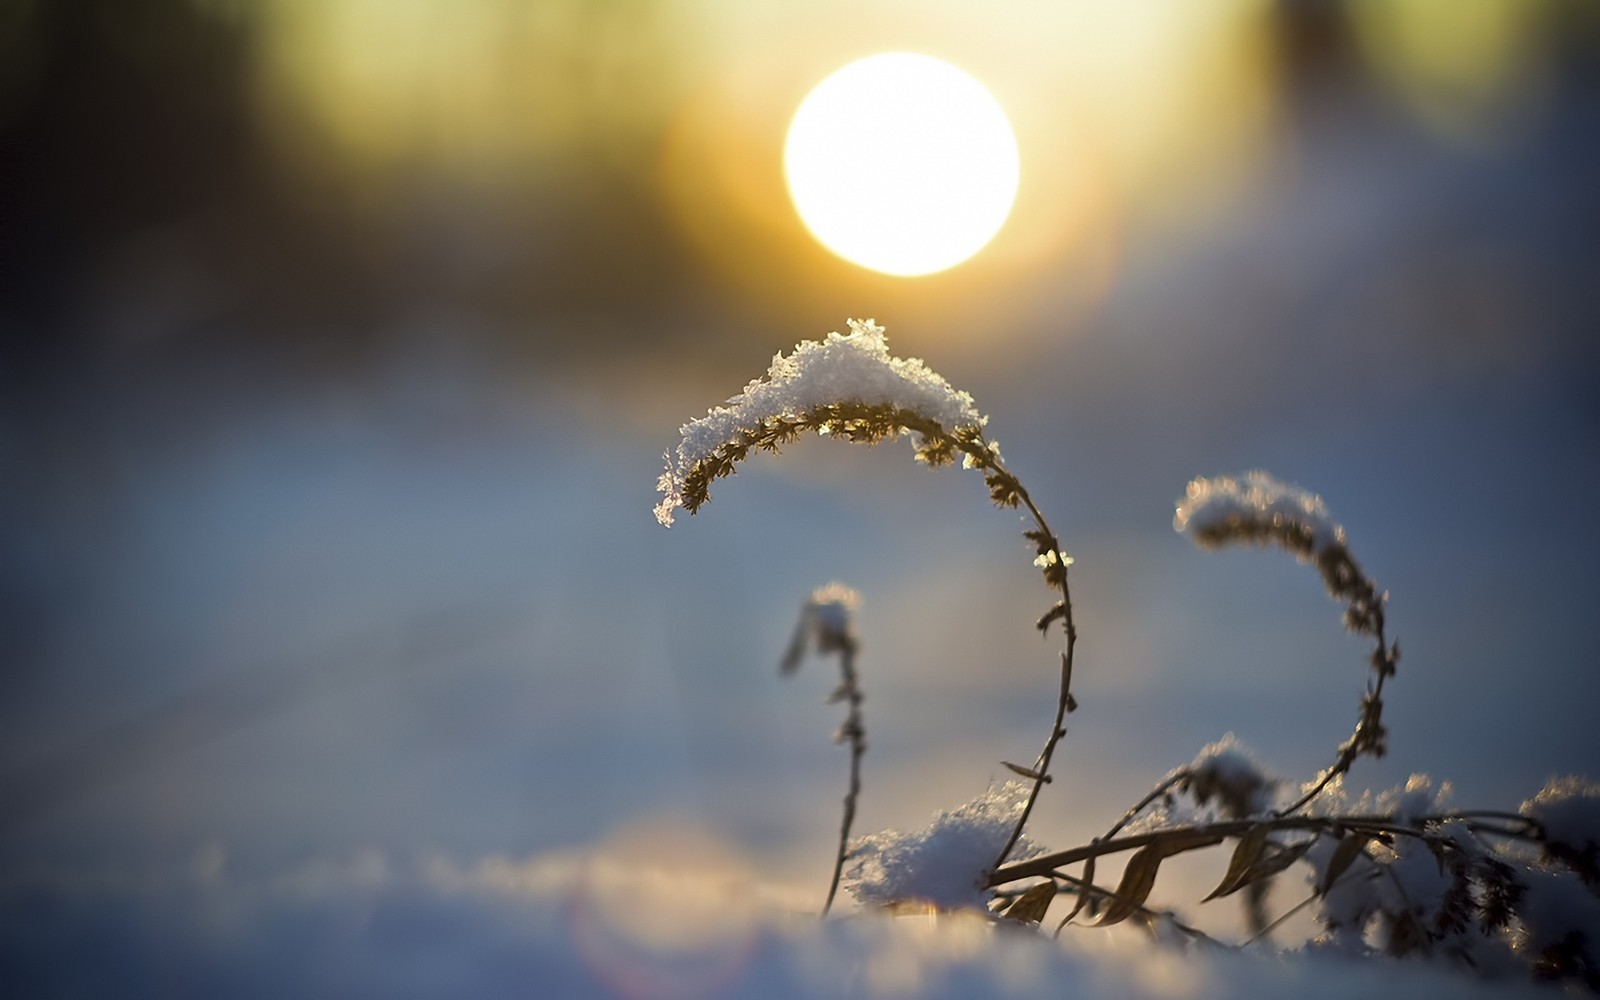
left=656, top=320, right=1600, bottom=993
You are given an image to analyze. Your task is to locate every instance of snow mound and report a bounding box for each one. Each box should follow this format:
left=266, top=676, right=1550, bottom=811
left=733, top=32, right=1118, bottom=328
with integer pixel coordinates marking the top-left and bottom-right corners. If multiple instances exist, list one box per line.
left=844, top=782, right=1043, bottom=911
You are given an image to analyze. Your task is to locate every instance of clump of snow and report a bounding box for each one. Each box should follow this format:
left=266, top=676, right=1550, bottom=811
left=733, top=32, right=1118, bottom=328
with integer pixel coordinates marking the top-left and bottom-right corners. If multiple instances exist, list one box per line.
left=655, top=319, right=987, bottom=526
left=1522, top=775, right=1600, bottom=861
left=1513, top=866, right=1600, bottom=971
left=1175, top=471, right=1345, bottom=557
left=844, top=782, right=1044, bottom=911
left=1185, top=733, right=1275, bottom=819
left=780, top=581, right=860, bottom=672
left=1377, top=773, right=1451, bottom=824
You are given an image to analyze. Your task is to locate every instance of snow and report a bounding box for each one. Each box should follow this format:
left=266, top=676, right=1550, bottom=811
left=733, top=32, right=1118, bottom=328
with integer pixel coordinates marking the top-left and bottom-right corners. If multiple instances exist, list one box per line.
left=806, top=581, right=860, bottom=655
left=1522, top=776, right=1600, bottom=859
left=655, top=320, right=987, bottom=526
left=0, top=848, right=1552, bottom=999
left=843, top=782, right=1043, bottom=911
left=1186, top=733, right=1275, bottom=818
left=780, top=582, right=861, bottom=674
left=1514, top=866, right=1600, bottom=971
left=1174, top=471, right=1345, bottom=556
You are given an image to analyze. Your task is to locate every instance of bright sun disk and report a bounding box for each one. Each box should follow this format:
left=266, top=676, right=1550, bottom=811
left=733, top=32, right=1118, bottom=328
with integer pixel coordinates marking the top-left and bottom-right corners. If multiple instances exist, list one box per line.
left=784, top=52, right=1020, bottom=278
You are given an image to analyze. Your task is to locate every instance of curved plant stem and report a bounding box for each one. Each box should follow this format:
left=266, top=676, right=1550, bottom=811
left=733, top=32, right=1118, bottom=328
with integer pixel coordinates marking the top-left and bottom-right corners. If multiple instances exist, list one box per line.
left=944, top=430, right=1078, bottom=873
left=1277, top=615, right=1394, bottom=818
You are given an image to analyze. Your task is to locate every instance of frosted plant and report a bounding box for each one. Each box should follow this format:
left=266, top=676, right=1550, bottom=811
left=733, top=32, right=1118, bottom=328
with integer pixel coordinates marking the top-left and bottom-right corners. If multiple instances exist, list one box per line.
left=781, top=582, right=866, bottom=915
left=780, top=582, right=861, bottom=675
left=1523, top=777, right=1600, bottom=886
left=1177, top=471, right=1397, bottom=816
left=656, top=319, right=1082, bottom=883
left=1184, top=734, right=1276, bottom=821
left=654, top=319, right=986, bottom=528
left=653, top=320, right=1600, bottom=992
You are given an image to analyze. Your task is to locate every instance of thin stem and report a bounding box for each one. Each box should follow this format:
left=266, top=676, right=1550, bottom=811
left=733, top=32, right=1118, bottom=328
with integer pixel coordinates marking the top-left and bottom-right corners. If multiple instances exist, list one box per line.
left=1277, top=630, right=1389, bottom=817
left=1101, top=769, right=1193, bottom=842
left=942, top=431, right=1077, bottom=873
left=822, top=641, right=865, bottom=916
left=1241, top=888, right=1322, bottom=947
left=1278, top=552, right=1396, bottom=818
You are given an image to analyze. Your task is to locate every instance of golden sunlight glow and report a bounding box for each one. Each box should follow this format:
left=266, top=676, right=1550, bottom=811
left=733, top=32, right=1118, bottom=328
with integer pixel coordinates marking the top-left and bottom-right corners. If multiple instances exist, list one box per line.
left=784, top=53, right=1020, bottom=277
left=1346, top=0, right=1555, bottom=137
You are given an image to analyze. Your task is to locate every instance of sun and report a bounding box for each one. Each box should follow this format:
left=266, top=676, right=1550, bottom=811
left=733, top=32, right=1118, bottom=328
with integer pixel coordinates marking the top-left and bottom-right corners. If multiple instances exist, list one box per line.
left=784, top=52, right=1020, bottom=278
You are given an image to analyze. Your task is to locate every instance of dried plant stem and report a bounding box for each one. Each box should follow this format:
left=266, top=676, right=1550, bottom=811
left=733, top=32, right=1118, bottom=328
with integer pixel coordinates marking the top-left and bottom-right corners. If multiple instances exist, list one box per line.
left=1102, top=769, right=1193, bottom=842
left=1241, top=888, right=1322, bottom=947
left=822, top=641, right=865, bottom=916
left=1277, top=612, right=1394, bottom=818
left=987, top=812, right=1542, bottom=889
left=940, top=429, right=1077, bottom=873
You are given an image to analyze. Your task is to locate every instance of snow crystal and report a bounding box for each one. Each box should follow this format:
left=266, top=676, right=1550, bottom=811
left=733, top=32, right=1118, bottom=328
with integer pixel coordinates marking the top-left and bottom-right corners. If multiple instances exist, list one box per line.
left=656, top=319, right=986, bottom=526
left=1174, top=471, right=1345, bottom=555
left=844, top=782, right=1043, bottom=911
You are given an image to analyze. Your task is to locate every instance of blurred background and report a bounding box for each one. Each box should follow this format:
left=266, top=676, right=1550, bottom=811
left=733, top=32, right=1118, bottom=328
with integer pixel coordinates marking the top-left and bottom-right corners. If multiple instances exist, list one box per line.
left=3, top=0, right=1598, bottom=928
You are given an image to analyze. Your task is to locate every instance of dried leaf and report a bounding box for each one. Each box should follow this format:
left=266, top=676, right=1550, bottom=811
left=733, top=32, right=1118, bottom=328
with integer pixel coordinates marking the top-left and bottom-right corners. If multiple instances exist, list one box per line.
left=1096, top=845, right=1163, bottom=927
left=1002, top=761, right=1051, bottom=783
left=1036, top=602, right=1067, bottom=633
left=1097, top=833, right=1223, bottom=927
left=1203, top=826, right=1271, bottom=902
left=1208, top=838, right=1314, bottom=901
left=1319, top=833, right=1371, bottom=896
left=1005, top=882, right=1058, bottom=925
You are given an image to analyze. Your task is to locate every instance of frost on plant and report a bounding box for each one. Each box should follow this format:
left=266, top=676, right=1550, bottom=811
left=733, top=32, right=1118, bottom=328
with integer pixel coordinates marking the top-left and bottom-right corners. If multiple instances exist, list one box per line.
left=1184, top=734, right=1275, bottom=820
left=1175, top=470, right=1344, bottom=557
left=1176, top=470, right=1397, bottom=809
left=781, top=582, right=861, bottom=675
left=1175, top=471, right=1386, bottom=642
left=844, top=782, right=1045, bottom=912
left=654, top=319, right=988, bottom=527
left=1523, top=776, right=1600, bottom=885
left=650, top=325, right=1600, bottom=993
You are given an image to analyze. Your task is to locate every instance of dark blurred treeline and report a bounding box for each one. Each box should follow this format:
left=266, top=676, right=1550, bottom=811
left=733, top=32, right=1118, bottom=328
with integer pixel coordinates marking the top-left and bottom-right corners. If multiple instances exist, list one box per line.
left=0, top=0, right=702, bottom=375
left=2, top=0, right=1598, bottom=379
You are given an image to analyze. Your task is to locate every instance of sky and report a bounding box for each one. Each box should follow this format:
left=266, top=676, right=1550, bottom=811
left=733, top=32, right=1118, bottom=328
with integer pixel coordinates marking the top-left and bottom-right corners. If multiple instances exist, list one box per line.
left=2, top=0, right=1599, bottom=991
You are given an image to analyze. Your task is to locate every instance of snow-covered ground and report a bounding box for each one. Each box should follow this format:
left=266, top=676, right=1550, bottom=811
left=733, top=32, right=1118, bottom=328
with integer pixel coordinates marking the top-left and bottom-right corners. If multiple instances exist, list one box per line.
left=0, top=843, right=1553, bottom=999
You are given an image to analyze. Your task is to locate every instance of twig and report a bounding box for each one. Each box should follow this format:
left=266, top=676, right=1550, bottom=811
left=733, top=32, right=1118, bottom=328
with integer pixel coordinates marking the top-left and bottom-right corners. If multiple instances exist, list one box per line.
left=1241, top=887, right=1322, bottom=947
left=932, top=427, right=1078, bottom=872
left=1101, top=769, right=1193, bottom=842
left=823, top=640, right=865, bottom=915
left=1276, top=547, right=1398, bottom=818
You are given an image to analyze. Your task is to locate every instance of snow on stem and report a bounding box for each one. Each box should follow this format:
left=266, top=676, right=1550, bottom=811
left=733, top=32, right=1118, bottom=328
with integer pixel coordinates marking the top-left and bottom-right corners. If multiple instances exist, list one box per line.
left=654, top=319, right=1080, bottom=889
left=1176, top=471, right=1398, bottom=817
left=782, top=582, right=866, bottom=915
